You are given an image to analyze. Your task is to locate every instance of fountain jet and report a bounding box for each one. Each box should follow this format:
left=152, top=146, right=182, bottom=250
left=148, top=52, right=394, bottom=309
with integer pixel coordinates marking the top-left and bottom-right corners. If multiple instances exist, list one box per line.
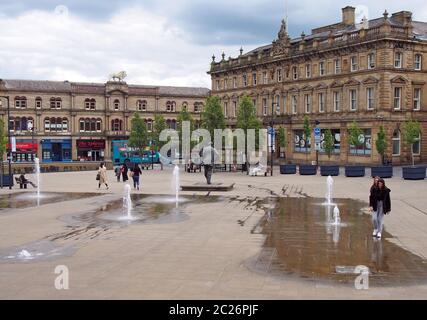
left=123, top=184, right=133, bottom=220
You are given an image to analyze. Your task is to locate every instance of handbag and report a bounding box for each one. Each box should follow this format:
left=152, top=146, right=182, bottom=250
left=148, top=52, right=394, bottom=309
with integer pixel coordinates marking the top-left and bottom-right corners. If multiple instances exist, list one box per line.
left=96, top=173, right=100, bottom=181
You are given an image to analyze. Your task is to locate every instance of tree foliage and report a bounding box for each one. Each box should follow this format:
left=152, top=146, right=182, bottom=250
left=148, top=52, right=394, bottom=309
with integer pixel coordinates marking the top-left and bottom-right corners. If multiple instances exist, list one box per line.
left=403, top=119, right=421, bottom=166
left=323, top=129, right=334, bottom=159
left=375, top=125, right=388, bottom=164
left=128, top=113, right=148, bottom=153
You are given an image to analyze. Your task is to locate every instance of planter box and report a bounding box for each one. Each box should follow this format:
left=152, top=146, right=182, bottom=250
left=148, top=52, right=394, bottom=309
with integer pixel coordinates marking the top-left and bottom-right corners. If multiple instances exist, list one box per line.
left=345, top=166, right=365, bottom=177
left=320, top=165, right=340, bottom=176
left=402, top=166, right=426, bottom=180
left=280, top=164, right=297, bottom=175
left=299, top=165, right=317, bottom=176
left=371, top=166, right=393, bottom=178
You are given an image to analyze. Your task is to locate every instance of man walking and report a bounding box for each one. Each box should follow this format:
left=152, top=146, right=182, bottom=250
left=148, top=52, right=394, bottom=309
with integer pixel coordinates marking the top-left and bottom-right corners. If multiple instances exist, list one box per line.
left=200, top=142, right=219, bottom=185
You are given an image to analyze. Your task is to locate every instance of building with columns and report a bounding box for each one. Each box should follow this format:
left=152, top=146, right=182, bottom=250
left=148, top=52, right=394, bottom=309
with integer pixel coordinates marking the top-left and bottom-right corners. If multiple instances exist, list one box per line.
left=0, top=79, right=209, bottom=163
left=208, top=6, right=427, bottom=165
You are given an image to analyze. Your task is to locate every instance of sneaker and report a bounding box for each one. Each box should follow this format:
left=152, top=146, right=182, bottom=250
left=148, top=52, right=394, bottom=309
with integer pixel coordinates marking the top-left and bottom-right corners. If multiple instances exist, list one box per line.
left=377, top=232, right=382, bottom=239
left=372, top=230, right=377, bottom=236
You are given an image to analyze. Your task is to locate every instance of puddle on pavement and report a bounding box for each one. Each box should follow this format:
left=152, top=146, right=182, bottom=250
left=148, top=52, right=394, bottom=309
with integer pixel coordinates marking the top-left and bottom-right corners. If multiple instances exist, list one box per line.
left=246, top=197, right=427, bottom=287
left=0, top=192, right=102, bottom=210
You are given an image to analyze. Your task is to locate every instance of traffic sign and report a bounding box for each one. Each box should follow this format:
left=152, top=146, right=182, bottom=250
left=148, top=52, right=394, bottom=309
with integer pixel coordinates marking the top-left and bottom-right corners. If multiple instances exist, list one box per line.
left=314, top=127, right=321, bottom=136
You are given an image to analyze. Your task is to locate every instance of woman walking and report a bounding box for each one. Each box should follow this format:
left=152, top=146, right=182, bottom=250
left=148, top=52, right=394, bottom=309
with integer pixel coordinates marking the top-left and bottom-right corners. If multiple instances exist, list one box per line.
left=98, top=162, right=109, bottom=190
left=132, top=163, right=142, bottom=190
left=121, top=163, right=128, bottom=182
left=369, top=178, right=391, bottom=239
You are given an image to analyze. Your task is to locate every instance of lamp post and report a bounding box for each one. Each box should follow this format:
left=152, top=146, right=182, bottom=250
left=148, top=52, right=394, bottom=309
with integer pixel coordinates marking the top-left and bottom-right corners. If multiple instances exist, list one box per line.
left=270, top=102, right=279, bottom=176
left=0, top=96, right=12, bottom=189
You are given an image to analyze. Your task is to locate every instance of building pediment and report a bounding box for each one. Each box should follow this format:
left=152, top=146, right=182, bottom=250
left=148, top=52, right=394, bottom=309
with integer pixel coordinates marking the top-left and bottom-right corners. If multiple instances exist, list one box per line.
left=288, top=86, right=299, bottom=93
left=315, top=83, right=328, bottom=90
left=343, top=79, right=360, bottom=86
left=330, top=81, right=342, bottom=88
left=362, top=76, right=379, bottom=85
left=391, top=76, right=408, bottom=84
left=301, top=85, right=313, bottom=91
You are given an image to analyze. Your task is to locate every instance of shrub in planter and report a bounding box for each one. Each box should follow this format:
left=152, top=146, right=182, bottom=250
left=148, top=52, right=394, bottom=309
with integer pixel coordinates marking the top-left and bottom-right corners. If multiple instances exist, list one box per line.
left=346, top=121, right=365, bottom=177
left=299, top=165, right=317, bottom=175
left=280, top=164, right=297, bottom=174
left=371, top=166, right=393, bottom=178
left=402, top=166, right=426, bottom=180
left=320, top=165, right=340, bottom=176
left=320, top=129, right=339, bottom=176
left=345, top=166, right=365, bottom=177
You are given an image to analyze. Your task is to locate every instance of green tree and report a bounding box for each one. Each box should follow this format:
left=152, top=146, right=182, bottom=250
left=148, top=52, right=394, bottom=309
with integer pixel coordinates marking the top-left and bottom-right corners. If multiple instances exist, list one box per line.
left=303, top=115, right=311, bottom=161
left=323, top=129, right=334, bottom=160
left=128, top=113, right=148, bottom=154
left=0, top=119, right=7, bottom=186
left=152, top=114, right=167, bottom=150
left=348, top=120, right=363, bottom=150
left=402, top=119, right=421, bottom=166
left=375, top=125, right=388, bottom=165
left=201, top=96, right=226, bottom=138
left=236, top=95, right=262, bottom=171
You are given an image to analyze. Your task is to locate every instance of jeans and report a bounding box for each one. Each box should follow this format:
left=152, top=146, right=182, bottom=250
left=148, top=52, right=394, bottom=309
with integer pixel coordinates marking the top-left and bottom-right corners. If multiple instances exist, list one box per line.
left=204, top=165, right=213, bottom=184
left=372, top=200, right=385, bottom=233
left=133, top=176, right=140, bottom=189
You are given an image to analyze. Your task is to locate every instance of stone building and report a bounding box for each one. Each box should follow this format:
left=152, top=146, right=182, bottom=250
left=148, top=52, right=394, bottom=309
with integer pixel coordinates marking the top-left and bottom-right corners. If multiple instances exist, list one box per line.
left=0, top=79, right=209, bottom=163
left=208, top=6, right=427, bottom=165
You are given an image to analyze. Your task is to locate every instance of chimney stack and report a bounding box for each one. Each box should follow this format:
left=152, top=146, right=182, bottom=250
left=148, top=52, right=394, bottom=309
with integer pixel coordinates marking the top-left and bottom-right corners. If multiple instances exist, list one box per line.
left=342, top=6, right=356, bottom=26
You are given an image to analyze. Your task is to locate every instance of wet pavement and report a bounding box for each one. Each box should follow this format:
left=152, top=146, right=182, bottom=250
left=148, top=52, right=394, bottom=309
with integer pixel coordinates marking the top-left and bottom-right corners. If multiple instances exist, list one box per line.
left=0, top=192, right=102, bottom=210
left=246, top=197, right=427, bottom=287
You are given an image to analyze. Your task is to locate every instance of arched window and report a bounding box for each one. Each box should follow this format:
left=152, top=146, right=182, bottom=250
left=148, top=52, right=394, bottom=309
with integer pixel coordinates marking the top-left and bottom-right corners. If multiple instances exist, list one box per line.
left=96, top=119, right=102, bottom=132
left=50, top=97, right=62, bottom=109
left=15, top=96, right=27, bottom=109
left=114, top=99, right=120, bottom=110
left=62, top=118, right=68, bottom=132
left=112, top=119, right=122, bottom=131
left=85, top=118, right=90, bottom=132
left=35, top=97, right=42, bottom=109
left=85, top=98, right=96, bottom=110
left=79, top=119, right=85, bottom=132
left=413, top=133, right=421, bottom=156
left=194, top=102, right=203, bottom=113
left=392, top=129, right=401, bottom=156
left=137, top=100, right=147, bottom=111
left=166, top=101, right=172, bottom=112
left=44, top=118, right=50, bottom=132
left=182, top=102, right=188, bottom=111
left=146, top=118, right=153, bottom=132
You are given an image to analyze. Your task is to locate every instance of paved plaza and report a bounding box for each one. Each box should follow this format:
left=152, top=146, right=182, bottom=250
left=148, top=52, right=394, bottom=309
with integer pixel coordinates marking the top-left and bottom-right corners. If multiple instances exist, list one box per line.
left=0, top=166, right=426, bottom=299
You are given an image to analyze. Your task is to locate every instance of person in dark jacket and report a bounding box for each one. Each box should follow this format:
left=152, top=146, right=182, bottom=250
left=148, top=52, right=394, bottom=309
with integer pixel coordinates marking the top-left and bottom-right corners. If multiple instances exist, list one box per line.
left=369, top=178, right=391, bottom=239
left=121, top=163, right=128, bottom=182
left=131, top=163, right=142, bottom=190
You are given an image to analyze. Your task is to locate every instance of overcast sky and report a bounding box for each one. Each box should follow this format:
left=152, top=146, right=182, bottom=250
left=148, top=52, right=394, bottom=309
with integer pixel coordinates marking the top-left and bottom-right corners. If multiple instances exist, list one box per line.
left=0, top=0, right=426, bottom=88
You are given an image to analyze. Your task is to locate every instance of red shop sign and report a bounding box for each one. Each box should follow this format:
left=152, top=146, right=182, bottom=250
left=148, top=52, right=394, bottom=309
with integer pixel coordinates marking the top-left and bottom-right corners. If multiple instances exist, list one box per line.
left=7, top=143, right=38, bottom=151
left=77, top=140, right=105, bottom=150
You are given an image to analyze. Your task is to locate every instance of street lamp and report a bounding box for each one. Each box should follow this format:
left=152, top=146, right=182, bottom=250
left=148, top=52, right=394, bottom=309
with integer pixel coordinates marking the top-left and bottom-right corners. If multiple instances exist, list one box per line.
left=270, top=102, right=279, bottom=176
left=0, top=96, right=12, bottom=189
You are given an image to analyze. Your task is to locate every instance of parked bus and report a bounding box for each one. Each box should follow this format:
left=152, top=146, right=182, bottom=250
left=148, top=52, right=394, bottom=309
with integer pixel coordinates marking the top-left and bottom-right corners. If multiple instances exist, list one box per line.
left=111, top=140, right=160, bottom=165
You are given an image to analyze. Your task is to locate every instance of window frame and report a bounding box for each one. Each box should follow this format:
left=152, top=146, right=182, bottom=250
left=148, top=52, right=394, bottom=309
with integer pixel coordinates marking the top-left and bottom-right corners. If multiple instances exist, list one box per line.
left=366, top=87, right=375, bottom=110
left=394, top=52, right=403, bottom=69
left=413, top=88, right=421, bottom=111
left=351, top=56, right=358, bottom=72
left=393, top=87, right=402, bottom=110
left=349, top=89, right=357, bottom=111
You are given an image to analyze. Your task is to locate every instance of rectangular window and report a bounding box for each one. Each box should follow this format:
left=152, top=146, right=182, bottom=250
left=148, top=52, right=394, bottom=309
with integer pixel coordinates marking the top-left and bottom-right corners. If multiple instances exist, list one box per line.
left=351, top=56, right=358, bottom=72
left=79, top=121, right=84, bottom=132
left=319, top=61, right=325, bottom=76
left=292, top=67, right=298, bottom=80
left=367, top=53, right=375, bottom=69
left=216, top=80, right=220, bottom=90
left=415, top=54, right=422, bottom=71
left=318, top=93, right=325, bottom=113
left=367, top=88, right=375, bottom=110
left=277, top=69, right=283, bottom=82
left=349, top=129, right=372, bottom=155
left=414, top=88, right=421, bottom=111
left=263, top=98, right=267, bottom=116
left=394, top=52, right=402, bottom=68
left=252, top=73, right=257, bottom=86
left=392, top=131, right=400, bottom=156
left=263, top=71, right=268, bottom=85
left=350, top=89, right=357, bottom=111
left=320, top=129, right=341, bottom=154
left=224, top=102, right=228, bottom=118
left=292, top=95, right=298, bottom=114
left=305, top=65, right=311, bottom=78
left=224, top=78, right=228, bottom=90
left=394, top=87, right=402, bottom=110
left=243, top=74, right=248, bottom=87
left=233, top=77, right=237, bottom=88
left=275, top=95, right=280, bottom=114
left=334, top=59, right=341, bottom=74
left=282, top=96, right=287, bottom=114
left=294, top=130, right=311, bottom=153
left=333, top=92, right=340, bottom=112
left=413, top=134, right=421, bottom=155
left=304, top=94, right=311, bottom=113
left=36, top=100, right=42, bottom=109
left=233, top=101, right=237, bottom=117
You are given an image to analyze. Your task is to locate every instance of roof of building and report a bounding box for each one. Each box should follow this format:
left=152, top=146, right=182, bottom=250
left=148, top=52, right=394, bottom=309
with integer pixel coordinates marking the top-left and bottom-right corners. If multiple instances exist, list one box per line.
left=0, top=79, right=210, bottom=97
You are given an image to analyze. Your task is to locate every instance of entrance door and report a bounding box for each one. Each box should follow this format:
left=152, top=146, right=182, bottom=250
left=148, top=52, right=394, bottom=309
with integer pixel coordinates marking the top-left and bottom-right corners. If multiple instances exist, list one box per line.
left=91, top=151, right=101, bottom=162
left=51, top=143, right=62, bottom=161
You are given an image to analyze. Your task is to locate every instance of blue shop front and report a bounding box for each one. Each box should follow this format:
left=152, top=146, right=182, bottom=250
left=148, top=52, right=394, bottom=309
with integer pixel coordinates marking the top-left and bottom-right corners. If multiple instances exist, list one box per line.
left=41, top=139, right=72, bottom=162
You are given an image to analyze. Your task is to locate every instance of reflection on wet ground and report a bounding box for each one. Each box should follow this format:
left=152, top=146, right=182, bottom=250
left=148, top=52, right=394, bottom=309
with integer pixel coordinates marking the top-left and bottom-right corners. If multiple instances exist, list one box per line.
left=247, top=197, right=427, bottom=287
left=0, top=192, right=101, bottom=210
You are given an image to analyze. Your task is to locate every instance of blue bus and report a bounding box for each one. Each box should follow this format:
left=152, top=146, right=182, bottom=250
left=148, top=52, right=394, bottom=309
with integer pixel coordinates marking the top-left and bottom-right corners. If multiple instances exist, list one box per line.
left=111, top=140, right=160, bottom=165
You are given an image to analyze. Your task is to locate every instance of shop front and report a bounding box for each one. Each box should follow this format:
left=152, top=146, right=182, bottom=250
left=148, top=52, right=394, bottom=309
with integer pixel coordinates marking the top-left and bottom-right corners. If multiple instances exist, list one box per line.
left=7, top=140, right=38, bottom=163
left=77, top=139, right=105, bottom=162
left=41, top=139, right=72, bottom=162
